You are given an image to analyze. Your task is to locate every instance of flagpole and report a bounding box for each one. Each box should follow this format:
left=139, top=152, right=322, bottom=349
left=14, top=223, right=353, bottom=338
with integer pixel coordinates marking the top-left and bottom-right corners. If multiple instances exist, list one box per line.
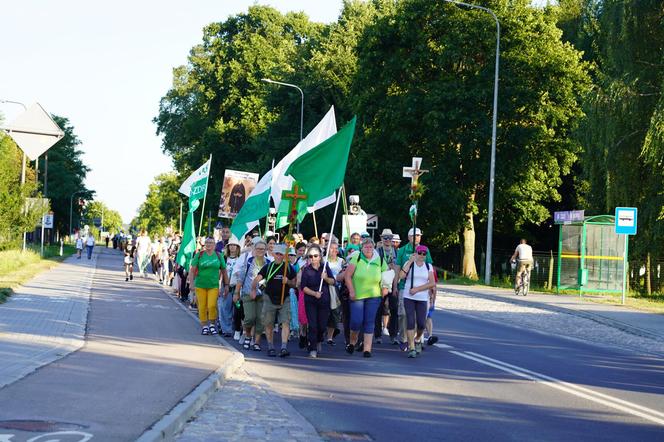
left=263, top=159, right=275, bottom=239
left=341, top=184, right=351, bottom=243
left=319, top=186, right=343, bottom=292
left=197, top=154, right=212, bottom=238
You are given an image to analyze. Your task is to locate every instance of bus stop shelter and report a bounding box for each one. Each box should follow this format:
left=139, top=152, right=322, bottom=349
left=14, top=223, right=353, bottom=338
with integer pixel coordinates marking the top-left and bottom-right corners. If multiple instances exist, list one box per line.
left=557, top=215, right=626, bottom=293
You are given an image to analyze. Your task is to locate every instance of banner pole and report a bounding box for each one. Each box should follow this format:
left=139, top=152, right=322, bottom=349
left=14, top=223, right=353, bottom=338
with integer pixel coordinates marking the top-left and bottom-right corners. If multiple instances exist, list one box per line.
left=318, top=186, right=343, bottom=292
left=197, top=155, right=212, bottom=238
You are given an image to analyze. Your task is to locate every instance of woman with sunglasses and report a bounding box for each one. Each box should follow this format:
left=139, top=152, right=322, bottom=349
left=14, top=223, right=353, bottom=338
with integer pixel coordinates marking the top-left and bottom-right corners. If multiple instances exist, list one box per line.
left=299, top=244, right=335, bottom=358
left=399, top=245, right=436, bottom=358
left=344, top=237, right=389, bottom=358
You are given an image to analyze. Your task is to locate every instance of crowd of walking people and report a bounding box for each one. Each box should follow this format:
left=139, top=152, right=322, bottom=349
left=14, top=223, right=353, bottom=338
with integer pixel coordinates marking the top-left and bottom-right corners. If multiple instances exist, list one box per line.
left=117, top=225, right=439, bottom=360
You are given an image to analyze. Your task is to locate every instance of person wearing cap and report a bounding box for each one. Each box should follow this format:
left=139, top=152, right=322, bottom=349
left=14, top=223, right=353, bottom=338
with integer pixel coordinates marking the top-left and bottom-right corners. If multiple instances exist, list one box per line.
left=392, top=234, right=401, bottom=249
left=395, top=228, right=433, bottom=349
left=220, top=238, right=241, bottom=338
left=252, top=243, right=297, bottom=357
left=188, top=237, right=229, bottom=336
left=376, top=229, right=398, bottom=343
left=235, top=237, right=271, bottom=351
left=399, top=244, right=436, bottom=357
left=344, top=237, right=389, bottom=358
left=300, top=244, right=336, bottom=358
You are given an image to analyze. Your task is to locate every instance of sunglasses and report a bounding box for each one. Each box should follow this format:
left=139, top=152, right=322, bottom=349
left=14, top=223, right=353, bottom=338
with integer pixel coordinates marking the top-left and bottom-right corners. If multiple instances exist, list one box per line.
left=255, top=247, right=266, bottom=251
left=417, top=251, right=427, bottom=256
left=308, top=254, right=320, bottom=258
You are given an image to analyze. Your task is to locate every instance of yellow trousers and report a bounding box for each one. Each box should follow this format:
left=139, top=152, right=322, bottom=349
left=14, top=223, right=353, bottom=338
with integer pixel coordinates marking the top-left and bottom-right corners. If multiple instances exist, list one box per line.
left=196, top=287, right=219, bottom=324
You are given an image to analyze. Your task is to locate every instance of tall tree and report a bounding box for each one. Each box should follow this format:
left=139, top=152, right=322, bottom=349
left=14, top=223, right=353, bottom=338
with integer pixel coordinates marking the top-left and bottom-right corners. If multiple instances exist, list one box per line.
left=350, top=0, right=590, bottom=278
left=132, top=172, right=184, bottom=235
left=83, top=201, right=123, bottom=235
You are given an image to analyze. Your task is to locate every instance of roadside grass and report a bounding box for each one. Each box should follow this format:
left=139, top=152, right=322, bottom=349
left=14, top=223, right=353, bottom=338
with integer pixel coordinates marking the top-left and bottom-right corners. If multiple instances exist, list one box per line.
left=0, top=244, right=75, bottom=304
left=442, top=271, right=664, bottom=314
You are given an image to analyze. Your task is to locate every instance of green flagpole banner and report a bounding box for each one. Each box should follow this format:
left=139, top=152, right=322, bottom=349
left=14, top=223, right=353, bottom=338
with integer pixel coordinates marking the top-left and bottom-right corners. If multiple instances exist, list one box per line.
left=230, top=169, right=273, bottom=241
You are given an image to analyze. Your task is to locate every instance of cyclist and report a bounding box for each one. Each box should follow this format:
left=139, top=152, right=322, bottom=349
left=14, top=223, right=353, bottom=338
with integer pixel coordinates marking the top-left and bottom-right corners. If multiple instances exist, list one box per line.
left=510, top=238, right=533, bottom=292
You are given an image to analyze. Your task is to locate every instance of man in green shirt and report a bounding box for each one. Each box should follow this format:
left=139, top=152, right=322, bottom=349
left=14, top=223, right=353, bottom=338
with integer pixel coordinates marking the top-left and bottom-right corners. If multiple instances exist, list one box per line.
left=394, top=228, right=432, bottom=347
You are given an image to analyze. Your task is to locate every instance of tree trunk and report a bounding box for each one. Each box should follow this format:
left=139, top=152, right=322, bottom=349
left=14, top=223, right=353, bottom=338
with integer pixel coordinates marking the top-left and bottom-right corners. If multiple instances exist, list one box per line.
left=645, top=253, right=652, bottom=296
left=462, top=197, right=478, bottom=280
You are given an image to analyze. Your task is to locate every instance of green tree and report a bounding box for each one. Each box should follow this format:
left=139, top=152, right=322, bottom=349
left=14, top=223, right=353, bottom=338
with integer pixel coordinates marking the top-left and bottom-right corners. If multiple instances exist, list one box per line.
left=349, top=0, right=590, bottom=278
left=37, top=115, right=93, bottom=237
left=132, top=172, right=184, bottom=235
left=0, top=134, right=41, bottom=248
left=84, top=201, right=123, bottom=236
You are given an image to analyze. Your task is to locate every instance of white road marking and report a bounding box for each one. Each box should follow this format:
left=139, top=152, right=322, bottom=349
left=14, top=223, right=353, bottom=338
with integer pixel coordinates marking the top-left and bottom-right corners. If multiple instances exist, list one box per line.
left=434, top=343, right=454, bottom=349
left=450, top=350, right=664, bottom=426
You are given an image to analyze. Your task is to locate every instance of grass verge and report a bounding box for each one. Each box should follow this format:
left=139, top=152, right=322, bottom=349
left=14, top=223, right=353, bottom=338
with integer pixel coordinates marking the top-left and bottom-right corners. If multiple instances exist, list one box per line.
left=0, top=244, right=75, bottom=304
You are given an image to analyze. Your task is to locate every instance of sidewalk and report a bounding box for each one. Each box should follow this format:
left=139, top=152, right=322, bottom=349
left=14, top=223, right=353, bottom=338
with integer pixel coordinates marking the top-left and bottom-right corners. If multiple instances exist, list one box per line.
left=439, top=283, right=664, bottom=342
left=0, top=249, right=97, bottom=389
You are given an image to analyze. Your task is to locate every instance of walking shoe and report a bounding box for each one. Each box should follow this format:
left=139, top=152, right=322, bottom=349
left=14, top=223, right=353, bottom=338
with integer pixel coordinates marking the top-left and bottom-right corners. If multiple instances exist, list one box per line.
left=125, top=277, right=129, bottom=282
left=234, top=331, right=241, bottom=341
left=280, top=348, right=290, bottom=358
left=326, top=339, right=336, bottom=346
left=363, top=351, right=372, bottom=358
left=427, top=336, right=439, bottom=346
left=415, top=341, right=423, bottom=355
left=201, top=327, right=210, bottom=335
left=239, top=335, right=245, bottom=345
left=382, top=327, right=390, bottom=336
left=130, top=275, right=133, bottom=280
left=399, top=341, right=409, bottom=352
left=408, top=349, right=417, bottom=358
left=345, top=344, right=355, bottom=355
left=309, top=350, right=318, bottom=358
left=267, top=348, right=277, bottom=357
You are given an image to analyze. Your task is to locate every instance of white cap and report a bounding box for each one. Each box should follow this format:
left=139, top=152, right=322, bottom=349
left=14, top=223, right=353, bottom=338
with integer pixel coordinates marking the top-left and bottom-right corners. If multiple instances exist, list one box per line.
left=273, top=243, right=287, bottom=255
left=408, top=228, right=422, bottom=236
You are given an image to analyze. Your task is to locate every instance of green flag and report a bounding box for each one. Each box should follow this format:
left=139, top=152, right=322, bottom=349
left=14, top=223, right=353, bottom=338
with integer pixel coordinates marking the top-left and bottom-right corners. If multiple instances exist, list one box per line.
left=285, top=117, right=356, bottom=206
left=176, top=205, right=197, bottom=270
left=179, top=158, right=211, bottom=202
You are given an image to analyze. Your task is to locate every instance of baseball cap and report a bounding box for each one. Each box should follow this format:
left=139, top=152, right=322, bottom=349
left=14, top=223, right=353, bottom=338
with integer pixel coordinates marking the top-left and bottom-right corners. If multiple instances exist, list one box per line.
left=408, top=227, right=422, bottom=236
left=416, top=245, right=428, bottom=254
left=273, top=243, right=287, bottom=255
left=288, top=247, right=296, bottom=256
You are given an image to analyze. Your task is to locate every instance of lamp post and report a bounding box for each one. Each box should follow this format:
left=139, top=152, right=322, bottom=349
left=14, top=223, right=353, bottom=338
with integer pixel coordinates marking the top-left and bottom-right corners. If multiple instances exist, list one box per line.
left=69, top=191, right=85, bottom=240
left=261, top=78, right=304, bottom=141
left=261, top=77, right=311, bottom=234
left=442, top=0, right=500, bottom=285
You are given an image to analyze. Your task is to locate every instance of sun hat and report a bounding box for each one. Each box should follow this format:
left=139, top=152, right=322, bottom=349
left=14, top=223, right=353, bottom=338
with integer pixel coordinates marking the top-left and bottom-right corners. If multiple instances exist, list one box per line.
left=380, top=228, right=393, bottom=237
left=392, top=234, right=401, bottom=242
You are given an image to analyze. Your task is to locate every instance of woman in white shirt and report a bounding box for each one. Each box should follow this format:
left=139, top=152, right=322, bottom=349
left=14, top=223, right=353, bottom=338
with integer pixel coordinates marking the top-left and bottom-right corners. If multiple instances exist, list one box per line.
left=398, top=245, right=435, bottom=358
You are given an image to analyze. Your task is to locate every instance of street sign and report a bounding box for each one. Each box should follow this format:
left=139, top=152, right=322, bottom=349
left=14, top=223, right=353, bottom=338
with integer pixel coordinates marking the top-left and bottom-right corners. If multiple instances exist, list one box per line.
left=615, top=207, right=637, bottom=235
left=2, top=103, right=64, bottom=160
left=554, top=210, right=584, bottom=224
left=366, top=213, right=378, bottom=230
left=43, top=212, right=54, bottom=228
left=93, top=217, right=102, bottom=228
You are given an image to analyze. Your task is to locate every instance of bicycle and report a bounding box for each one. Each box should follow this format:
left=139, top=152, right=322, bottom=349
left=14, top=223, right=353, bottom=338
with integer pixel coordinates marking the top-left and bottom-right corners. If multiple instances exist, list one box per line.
left=512, top=260, right=531, bottom=296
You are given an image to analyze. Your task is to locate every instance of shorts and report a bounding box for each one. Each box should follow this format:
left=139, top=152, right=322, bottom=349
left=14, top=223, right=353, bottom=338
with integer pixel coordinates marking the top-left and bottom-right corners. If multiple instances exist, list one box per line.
left=262, top=295, right=291, bottom=326
left=518, top=259, right=533, bottom=274
left=124, top=256, right=133, bottom=265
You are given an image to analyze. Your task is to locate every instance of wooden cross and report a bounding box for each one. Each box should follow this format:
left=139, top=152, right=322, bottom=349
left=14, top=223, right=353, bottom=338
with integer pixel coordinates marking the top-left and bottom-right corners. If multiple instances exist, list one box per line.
left=281, top=181, right=308, bottom=223
left=402, top=157, right=429, bottom=186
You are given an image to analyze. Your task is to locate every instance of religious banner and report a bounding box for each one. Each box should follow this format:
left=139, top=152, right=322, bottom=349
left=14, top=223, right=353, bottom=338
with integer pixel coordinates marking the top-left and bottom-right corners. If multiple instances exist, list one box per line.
left=218, top=169, right=259, bottom=219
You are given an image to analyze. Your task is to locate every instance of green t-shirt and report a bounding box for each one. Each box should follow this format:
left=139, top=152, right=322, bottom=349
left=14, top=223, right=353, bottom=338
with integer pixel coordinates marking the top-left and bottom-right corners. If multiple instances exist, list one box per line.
left=191, top=251, right=227, bottom=289
left=396, top=243, right=433, bottom=290
left=349, top=252, right=388, bottom=299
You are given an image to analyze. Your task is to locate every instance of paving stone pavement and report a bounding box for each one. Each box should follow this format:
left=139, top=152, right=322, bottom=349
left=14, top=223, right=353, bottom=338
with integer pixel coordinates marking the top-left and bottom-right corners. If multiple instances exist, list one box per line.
left=0, top=250, right=96, bottom=389
left=175, top=367, right=323, bottom=442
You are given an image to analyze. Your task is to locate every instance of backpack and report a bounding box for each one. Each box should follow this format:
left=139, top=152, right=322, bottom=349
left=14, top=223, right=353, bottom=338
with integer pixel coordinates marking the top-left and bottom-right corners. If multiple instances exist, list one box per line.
left=404, top=261, right=431, bottom=289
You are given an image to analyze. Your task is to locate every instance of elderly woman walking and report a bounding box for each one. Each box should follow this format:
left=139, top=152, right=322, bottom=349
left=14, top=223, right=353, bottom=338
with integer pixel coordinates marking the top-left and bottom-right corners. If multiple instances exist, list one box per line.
left=344, top=237, right=388, bottom=358
left=188, top=237, right=229, bottom=335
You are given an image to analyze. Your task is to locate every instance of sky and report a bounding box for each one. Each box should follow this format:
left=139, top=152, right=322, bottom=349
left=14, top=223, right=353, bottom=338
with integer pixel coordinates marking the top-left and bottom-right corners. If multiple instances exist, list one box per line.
left=0, top=0, right=344, bottom=223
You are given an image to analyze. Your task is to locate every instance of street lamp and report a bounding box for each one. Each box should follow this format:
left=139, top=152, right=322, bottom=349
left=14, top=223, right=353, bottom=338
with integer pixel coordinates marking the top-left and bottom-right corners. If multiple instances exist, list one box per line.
left=261, top=78, right=304, bottom=141
left=442, top=0, right=500, bottom=285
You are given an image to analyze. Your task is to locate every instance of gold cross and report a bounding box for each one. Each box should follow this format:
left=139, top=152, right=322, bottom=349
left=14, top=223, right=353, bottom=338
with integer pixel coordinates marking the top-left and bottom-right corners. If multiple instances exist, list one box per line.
left=281, top=182, right=308, bottom=222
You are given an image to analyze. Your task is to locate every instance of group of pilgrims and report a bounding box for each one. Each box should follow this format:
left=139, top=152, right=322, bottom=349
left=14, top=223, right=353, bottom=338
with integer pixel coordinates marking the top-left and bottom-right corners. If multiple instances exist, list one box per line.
left=120, top=225, right=439, bottom=359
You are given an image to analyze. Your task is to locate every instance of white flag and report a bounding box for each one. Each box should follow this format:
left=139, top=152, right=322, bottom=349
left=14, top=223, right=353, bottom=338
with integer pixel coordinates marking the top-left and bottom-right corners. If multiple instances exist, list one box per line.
left=179, top=158, right=211, bottom=197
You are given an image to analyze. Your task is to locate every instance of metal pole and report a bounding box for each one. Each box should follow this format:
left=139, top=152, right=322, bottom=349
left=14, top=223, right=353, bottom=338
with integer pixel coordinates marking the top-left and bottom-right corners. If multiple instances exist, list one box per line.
left=442, top=1, right=500, bottom=285
left=179, top=201, right=183, bottom=232
left=622, top=234, right=628, bottom=305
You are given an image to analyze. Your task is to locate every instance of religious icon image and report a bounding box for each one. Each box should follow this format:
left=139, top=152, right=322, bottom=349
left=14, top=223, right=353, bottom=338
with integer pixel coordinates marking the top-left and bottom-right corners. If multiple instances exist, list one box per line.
left=218, top=169, right=259, bottom=218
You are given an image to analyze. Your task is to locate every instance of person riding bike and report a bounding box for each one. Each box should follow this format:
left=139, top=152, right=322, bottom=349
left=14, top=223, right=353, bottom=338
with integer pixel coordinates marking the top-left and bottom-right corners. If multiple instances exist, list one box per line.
left=510, top=238, right=533, bottom=292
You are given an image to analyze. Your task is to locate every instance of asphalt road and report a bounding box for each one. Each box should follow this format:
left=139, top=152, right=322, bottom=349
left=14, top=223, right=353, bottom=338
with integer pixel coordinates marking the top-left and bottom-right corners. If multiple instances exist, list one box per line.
left=232, top=296, right=664, bottom=442
left=0, top=248, right=232, bottom=442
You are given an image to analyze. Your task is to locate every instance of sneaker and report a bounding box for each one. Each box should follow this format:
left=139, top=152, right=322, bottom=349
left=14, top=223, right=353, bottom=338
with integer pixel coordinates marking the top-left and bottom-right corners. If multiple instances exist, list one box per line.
left=125, top=277, right=129, bottom=282
left=309, top=350, right=318, bottom=358
left=415, top=341, right=423, bottom=355
left=326, top=339, right=336, bottom=346
left=129, top=275, right=133, bottom=280
left=427, top=336, right=439, bottom=346
left=279, top=348, right=290, bottom=358
left=345, top=344, right=355, bottom=355
left=363, top=351, right=372, bottom=358
left=408, top=349, right=417, bottom=358
left=382, top=327, right=390, bottom=336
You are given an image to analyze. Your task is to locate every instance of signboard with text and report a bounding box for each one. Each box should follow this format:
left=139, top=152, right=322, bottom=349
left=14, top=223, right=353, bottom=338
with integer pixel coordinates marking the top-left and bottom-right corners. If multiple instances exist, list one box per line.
left=554, top=210, right=584, bottom=224
left=615, top=207, right=637, bottom=235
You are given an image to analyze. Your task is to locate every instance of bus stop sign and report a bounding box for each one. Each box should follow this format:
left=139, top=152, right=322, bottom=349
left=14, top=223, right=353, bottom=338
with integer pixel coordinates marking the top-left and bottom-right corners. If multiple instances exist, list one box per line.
left=615, top=207, right=637, bottom=235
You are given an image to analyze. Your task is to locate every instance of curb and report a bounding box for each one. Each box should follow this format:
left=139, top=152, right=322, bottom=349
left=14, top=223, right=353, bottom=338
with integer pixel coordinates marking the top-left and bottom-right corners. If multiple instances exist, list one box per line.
left=136, top=352, right=244, bottom=442
left=440, top=285, right=664, bottom=342
left=136, top=279, right=246, bottom=442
